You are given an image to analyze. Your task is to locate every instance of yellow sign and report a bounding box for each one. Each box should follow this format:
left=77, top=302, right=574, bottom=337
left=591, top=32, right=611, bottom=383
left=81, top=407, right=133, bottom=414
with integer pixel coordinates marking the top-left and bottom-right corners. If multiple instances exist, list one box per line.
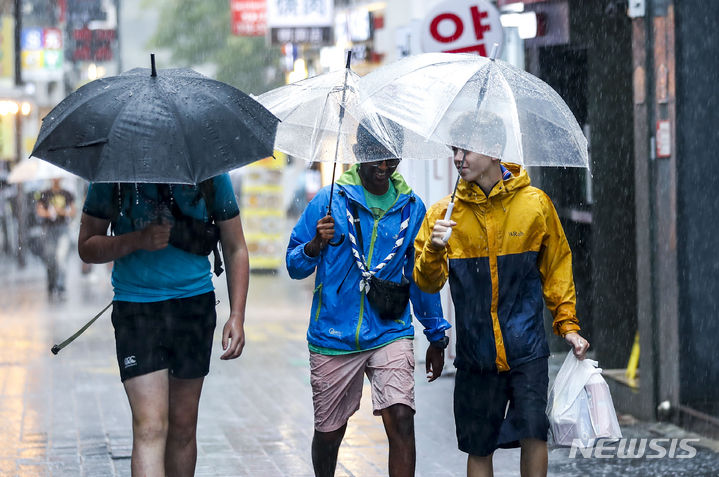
left=0, top=16, right=13, bottom=79
left=0, top=113, right=15, bottom=160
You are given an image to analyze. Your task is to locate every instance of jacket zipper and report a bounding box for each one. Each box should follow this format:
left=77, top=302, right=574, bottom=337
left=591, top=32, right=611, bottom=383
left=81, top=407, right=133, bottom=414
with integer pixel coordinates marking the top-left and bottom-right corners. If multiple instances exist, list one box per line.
left=313, top=283, right=323, bottom=322
left=353, top=195, right=401, bottom=349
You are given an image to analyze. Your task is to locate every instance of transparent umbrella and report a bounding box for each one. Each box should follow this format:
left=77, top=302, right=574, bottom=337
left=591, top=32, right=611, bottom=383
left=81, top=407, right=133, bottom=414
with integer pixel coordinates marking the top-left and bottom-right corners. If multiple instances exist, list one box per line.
left=256, top=55, right=450, bottom=165
left=359, top=51, right=588, bottom=168
left=257, top=52, right=450, bottom=244
left=8, top=156, right=76, bottom=183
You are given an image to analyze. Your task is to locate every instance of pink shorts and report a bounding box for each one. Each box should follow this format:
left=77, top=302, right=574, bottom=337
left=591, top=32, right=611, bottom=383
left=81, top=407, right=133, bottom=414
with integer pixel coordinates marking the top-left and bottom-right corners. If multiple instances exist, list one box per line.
left=310, top=338, right=416, bottom=432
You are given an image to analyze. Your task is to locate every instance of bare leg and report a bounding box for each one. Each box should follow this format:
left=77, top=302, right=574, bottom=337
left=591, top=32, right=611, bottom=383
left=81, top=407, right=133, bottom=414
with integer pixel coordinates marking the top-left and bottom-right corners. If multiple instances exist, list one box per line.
left=519, top=438, right=547, bottom=477
left=467, top=454, right=493, bottom=477
left=380, top=404, right=415, bottom=477
left=312, top=424, right=347, bottom=477
left=165, top=376, right=205, bottom=477
left=123, top=370, right=170, bottom=477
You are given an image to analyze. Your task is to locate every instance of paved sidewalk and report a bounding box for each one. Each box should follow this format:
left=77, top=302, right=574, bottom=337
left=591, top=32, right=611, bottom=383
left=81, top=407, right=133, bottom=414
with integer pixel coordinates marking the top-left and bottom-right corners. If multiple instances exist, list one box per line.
left=1, top=254, right=718, bottom=476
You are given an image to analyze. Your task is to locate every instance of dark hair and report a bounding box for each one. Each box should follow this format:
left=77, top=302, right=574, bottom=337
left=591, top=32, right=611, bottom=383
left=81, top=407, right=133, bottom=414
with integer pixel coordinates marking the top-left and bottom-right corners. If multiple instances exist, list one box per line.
left=354, top=119, right=404, bottom=162
left=450, top=111, right=506, bottom=158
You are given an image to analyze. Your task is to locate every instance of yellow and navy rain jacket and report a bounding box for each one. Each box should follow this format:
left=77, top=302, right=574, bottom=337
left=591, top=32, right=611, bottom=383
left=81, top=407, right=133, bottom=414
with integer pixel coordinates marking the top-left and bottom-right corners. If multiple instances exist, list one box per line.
left=414, top=163, right=580, bottom=373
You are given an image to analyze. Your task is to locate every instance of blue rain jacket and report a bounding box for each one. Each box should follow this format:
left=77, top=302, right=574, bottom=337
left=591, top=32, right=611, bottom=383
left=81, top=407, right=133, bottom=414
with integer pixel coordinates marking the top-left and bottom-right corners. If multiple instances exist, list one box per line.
left=286, top=165, right=450, bottom=352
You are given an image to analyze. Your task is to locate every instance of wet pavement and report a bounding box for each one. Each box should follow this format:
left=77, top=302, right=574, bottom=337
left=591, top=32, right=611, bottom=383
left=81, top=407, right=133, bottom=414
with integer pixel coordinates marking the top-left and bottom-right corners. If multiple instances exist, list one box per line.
left=1, top=252, right=718, bottom=476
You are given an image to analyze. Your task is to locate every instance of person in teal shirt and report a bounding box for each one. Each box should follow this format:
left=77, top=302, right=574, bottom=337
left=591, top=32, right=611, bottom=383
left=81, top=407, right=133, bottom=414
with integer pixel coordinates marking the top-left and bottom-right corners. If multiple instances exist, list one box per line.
left=286, top=124, right=451, bottom=477
left=79, top=174, right=249, bottom=477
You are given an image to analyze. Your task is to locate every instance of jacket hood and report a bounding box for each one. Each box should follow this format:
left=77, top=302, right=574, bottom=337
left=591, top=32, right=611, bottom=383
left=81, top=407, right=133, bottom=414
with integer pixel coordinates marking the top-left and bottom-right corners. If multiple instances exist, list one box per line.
left=455, top=162, right=530, bottom=204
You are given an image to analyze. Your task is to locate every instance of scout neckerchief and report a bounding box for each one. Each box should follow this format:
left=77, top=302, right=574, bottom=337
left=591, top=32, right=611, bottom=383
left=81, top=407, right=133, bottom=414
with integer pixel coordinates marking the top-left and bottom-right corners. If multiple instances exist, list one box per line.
left=345, top=195, right=411, bottom=293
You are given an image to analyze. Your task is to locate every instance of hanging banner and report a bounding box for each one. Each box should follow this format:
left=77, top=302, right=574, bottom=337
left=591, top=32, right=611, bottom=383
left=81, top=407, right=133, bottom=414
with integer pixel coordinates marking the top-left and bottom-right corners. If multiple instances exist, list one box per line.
left=421, top=0, right=503, bottom=56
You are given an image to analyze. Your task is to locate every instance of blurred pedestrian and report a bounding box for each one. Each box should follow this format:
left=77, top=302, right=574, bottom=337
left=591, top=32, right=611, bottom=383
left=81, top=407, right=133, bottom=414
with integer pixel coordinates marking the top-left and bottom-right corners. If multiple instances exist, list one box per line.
left=286, top=124, right=451, bottom=477
left=36, top=178, right=76, bottom=297
left=77, top=175, right=249, bottom=477
left=413, top=113, right=590, bottom=477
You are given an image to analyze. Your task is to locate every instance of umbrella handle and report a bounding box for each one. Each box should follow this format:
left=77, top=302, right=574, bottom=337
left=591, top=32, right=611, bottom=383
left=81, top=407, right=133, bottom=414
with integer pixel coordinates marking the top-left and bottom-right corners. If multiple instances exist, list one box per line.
left=51, top=302, right=113, bottom=355
left=442, top=202, right=455, bottom=243
left=329, top=234, right=345, bottom=247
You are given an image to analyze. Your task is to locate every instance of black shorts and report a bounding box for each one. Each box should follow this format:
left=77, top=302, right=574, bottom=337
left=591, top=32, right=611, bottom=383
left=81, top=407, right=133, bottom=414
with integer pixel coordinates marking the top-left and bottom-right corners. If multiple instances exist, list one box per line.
left=111, top=292, right=217, bottom=382
left=454, top=357, right=549, bottom=457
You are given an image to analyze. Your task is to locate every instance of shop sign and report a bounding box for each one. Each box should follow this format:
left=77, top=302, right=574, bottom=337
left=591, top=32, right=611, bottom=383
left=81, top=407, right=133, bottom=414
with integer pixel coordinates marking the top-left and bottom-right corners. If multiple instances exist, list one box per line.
left=421, top=0, right=503, bottom=56
left=267, top=0, right=333, bottom=45
left=267, top=0, right=332, bottom=27
left=270, top=26, right=331, bottom=45
left=348, top=7, right=371, bottom=42
left=21, top=27, right=63, bottom=80
left=656, top=120, right=671, bottom=158
left=67, top=0, right=106, bottom=28
left=72, top=28, right=115, bottom=62
left=231, top=0, right=266, bottom=37
left=496, top=0, right=546, bottom=6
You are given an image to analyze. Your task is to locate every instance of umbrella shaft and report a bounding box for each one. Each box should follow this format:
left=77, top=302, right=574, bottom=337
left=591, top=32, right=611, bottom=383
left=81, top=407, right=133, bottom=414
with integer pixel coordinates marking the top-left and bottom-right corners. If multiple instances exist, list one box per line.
left=327, top=52, right=353, bottom=215
left=450, top=151, right=467, bottom=203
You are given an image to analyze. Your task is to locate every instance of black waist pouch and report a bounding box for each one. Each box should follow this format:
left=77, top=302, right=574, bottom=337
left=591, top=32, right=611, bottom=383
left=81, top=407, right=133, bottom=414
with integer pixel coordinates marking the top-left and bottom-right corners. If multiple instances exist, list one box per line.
left=367, top=275, right=411, bottom=320
left=169, top=216, right=220, bottom=256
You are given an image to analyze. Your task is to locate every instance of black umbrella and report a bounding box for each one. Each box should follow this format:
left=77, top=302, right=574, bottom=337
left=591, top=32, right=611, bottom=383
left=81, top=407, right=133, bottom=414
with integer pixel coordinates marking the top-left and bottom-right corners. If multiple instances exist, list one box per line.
left=32, top=54, right=279, bottom=184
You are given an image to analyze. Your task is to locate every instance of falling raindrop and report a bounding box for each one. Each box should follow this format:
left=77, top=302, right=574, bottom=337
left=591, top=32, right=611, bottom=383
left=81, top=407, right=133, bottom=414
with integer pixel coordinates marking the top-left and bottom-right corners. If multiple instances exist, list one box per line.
left=117, top=182, right=124, bottom=216
left=134, top=183, right=140, bottom=205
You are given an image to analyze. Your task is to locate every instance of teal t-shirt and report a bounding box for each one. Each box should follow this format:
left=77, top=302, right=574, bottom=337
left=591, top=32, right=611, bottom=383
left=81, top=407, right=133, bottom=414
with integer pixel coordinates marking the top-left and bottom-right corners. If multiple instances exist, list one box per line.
left=364, top=181, right=397, bottom=218
left=82, top=174, right=239, bottom=302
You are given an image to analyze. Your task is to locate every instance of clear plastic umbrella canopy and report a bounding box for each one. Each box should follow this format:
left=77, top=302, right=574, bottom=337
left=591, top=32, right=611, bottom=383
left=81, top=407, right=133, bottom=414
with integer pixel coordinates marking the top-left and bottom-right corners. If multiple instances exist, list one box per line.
left=359, top=52, right=588, bottom=168
left=8, top=156, right=76, bottom=183
left=256, top=67, right=451, bottom=164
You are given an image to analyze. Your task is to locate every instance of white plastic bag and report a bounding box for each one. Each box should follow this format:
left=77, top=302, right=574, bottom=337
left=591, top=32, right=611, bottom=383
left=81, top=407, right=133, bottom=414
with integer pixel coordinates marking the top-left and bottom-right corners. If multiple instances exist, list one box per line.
left=546, top=351, right=622, bottom=447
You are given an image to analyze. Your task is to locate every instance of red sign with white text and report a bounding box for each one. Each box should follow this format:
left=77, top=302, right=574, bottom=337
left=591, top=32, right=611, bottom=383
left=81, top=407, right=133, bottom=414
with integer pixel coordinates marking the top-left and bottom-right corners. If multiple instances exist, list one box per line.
left=231, top=0, right=267, bottom=37
left=421, top=0, right=503, bottom=56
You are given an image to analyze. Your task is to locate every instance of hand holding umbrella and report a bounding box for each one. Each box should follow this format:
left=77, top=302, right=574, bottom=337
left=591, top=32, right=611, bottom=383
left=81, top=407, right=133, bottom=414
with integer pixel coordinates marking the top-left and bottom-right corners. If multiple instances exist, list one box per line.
left=304, top=215, right=336, bottom=257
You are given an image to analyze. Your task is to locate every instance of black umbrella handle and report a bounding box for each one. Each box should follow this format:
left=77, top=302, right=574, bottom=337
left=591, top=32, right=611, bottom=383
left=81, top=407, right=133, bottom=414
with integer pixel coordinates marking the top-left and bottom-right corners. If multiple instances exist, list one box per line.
left=328, top=234, right=345, bottom=246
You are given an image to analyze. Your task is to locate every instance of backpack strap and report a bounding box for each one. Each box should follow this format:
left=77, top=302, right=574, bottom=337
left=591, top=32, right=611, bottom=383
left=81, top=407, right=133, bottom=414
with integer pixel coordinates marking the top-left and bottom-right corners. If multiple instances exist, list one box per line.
left=112, top=181, right=224, bottom=276
left=198, top=179, right=224, bottom=276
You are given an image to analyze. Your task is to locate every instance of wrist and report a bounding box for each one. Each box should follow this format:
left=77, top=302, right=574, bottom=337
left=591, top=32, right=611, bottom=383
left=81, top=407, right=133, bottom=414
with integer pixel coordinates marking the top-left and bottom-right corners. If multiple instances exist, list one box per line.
left=430, top=335, right=449, bottom=350
left=228, top=313, right=245, bottom=323
left=428, top=242, right=444, bottom=252
left=304, top=240, right=319, bottom=257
